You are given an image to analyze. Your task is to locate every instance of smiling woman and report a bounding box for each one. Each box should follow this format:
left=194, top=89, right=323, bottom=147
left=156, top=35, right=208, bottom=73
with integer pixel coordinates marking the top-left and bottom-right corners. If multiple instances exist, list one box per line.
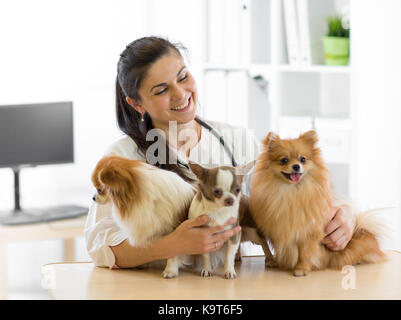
left=115, top=37, right=199, bottom=182
left=129, top=57, right=197, bottom=125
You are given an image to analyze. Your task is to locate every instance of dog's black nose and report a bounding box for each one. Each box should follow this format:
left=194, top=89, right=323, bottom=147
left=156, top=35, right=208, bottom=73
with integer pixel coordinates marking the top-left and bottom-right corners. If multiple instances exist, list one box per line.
left=92, top=196, right=96, bottom=202
left=224, top=197, right=234, bottom=207
left=292, top=164, right=300, bottom=172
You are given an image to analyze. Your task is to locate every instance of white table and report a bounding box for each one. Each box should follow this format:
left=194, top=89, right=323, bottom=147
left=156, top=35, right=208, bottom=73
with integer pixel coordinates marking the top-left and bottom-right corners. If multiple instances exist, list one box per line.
left=0, top=216, right=86, bottom=299
left=42, top=250, right=401, bottom=300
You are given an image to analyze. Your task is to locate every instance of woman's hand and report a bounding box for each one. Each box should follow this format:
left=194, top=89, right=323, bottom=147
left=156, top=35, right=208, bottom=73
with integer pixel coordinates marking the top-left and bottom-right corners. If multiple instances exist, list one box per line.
left=166, top=215, right=241, bottom=256
left=322, top=204, right=356, bottom=251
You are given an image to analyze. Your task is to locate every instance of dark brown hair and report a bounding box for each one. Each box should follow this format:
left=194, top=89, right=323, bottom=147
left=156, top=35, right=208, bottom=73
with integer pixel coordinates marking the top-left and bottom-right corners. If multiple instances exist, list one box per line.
left=116, top=36, right=195, bottom=183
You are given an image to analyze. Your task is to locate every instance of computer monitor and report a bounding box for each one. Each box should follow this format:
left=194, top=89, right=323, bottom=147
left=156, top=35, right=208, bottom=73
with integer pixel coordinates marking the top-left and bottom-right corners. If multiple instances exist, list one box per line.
left=0, top=102, right=87, bottom=225
left=0, top=101, right=74, bottom=168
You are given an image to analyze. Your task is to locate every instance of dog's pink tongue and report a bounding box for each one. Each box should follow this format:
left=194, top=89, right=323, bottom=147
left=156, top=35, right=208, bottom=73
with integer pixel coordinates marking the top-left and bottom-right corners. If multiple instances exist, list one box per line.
left=290, top=173, right=301, bottom=183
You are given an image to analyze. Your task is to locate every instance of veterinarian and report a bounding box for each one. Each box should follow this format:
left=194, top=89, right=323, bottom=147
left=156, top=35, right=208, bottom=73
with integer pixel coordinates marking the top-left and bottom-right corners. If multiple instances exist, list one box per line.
left=85, top=36, right=356, bottom=269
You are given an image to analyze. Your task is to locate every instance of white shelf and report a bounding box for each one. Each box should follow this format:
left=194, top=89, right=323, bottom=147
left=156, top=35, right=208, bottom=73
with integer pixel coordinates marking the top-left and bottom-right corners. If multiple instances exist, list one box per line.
left=202, top=63, right=351, bottom=86
left=202, top=63, right=250, bottom=72
left=202, top=0, right=353, bottom=198
left=203, top=62, right=351, bottom=73
left=275, top=64, right=351, bottom=74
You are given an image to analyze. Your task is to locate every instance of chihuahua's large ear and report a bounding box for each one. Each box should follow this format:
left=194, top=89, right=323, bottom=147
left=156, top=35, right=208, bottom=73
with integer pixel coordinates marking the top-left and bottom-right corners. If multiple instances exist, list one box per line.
left=299, top=130, right=318, bottom=147
left=236, top=160, right=256, bottom=176
left=262, top=132, right=280, bottom=151
left=188, top=161, right=205, bottom=181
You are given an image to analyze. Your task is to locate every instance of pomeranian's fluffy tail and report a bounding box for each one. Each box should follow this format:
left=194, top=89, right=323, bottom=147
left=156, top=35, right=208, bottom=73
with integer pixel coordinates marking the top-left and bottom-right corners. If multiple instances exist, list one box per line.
left=328, top=210, right=388, bottom=269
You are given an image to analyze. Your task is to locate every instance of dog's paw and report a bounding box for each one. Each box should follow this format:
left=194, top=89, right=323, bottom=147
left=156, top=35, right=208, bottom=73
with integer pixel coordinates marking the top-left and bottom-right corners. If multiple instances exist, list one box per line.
left=224, top=270, right=237, bottom=280
left=235, top=251, right=242, bottom=261
left=265, top=259, right=278, bottom=268
left=162, top=270, right=178, bottom=279
left=201, top=269, right=213, bottom=278
left=293, top=268, right=309, bottom=277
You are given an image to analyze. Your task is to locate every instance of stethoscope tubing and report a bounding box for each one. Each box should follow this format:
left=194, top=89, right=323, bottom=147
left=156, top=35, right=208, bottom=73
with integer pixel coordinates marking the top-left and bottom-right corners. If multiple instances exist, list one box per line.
left=194, top=116, right=237, bottom=167
left=178, top=116, right=237, bottom=168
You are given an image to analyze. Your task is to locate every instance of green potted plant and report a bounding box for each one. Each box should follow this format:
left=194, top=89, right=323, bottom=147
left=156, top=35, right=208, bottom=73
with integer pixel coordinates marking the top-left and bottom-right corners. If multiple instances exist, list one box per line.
left=322, top=15, right=350, bottom=65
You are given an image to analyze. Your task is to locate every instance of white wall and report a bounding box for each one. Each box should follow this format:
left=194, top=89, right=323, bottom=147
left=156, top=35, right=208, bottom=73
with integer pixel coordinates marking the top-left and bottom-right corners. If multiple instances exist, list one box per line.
left=144, top=0, right=207, bottom=102
left=0, top=0, right=206, bottom=297
left=350, top=0, right=401, bottom=250
left=0, top=0, right=149, bottom=209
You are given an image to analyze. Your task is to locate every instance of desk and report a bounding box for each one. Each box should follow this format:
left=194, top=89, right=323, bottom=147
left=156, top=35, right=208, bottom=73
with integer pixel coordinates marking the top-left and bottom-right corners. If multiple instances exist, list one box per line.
left=0, top=216, right=86, bottom=299
left=41, top=250, right=401, bottom=300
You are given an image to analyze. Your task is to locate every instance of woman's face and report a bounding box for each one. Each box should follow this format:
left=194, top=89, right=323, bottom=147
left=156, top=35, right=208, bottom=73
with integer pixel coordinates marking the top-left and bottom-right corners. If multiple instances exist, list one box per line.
left=130, top=51, right=198, bottom=128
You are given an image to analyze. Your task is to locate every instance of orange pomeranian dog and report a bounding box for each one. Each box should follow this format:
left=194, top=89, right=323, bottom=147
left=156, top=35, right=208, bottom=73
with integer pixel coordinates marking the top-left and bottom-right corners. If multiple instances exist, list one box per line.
left=249, top=130, right=387, bottom=276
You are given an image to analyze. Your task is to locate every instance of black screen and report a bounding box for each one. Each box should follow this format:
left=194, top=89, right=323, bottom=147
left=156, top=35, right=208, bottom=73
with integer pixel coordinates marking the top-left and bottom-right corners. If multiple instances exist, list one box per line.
left=0, top=102, right=74, bottom=168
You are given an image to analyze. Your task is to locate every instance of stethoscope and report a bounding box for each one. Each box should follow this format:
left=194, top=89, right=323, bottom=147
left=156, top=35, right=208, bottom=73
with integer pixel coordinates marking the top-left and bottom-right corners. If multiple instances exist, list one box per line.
left=177, top=116, right=238, bottom=169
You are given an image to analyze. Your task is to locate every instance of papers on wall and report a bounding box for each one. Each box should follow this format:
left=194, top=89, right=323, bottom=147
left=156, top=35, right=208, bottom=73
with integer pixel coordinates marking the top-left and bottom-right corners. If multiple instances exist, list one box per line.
left=283, top=0, right=301, bottom=65
left=250, top=0, right=271, bottom=64
left=203, top=70, right=270, bottom=133
left=302, top=0, right=336, bottom=65
left=207, top=0, right=225, bottom=64
left=207, top=0, right=250, bottom=65
left=223, top=0, right=241, bottom=65
left=283, top=0, right=336, bottom=65
left=239, top=0, right=251, bottom=65
left=297, top=0, right=312, bottom=65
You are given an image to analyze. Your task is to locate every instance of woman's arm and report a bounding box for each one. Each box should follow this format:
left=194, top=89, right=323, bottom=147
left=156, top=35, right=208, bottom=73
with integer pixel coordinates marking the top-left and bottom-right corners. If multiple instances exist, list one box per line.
left=322, top=204, right=356, bottom=251
left=110, top=215, right=241, bottom=268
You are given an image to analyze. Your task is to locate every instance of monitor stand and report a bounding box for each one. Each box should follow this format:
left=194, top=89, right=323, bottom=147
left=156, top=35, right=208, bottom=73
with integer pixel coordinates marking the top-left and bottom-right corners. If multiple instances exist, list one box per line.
left=0, top=167, right=88, bottom=226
